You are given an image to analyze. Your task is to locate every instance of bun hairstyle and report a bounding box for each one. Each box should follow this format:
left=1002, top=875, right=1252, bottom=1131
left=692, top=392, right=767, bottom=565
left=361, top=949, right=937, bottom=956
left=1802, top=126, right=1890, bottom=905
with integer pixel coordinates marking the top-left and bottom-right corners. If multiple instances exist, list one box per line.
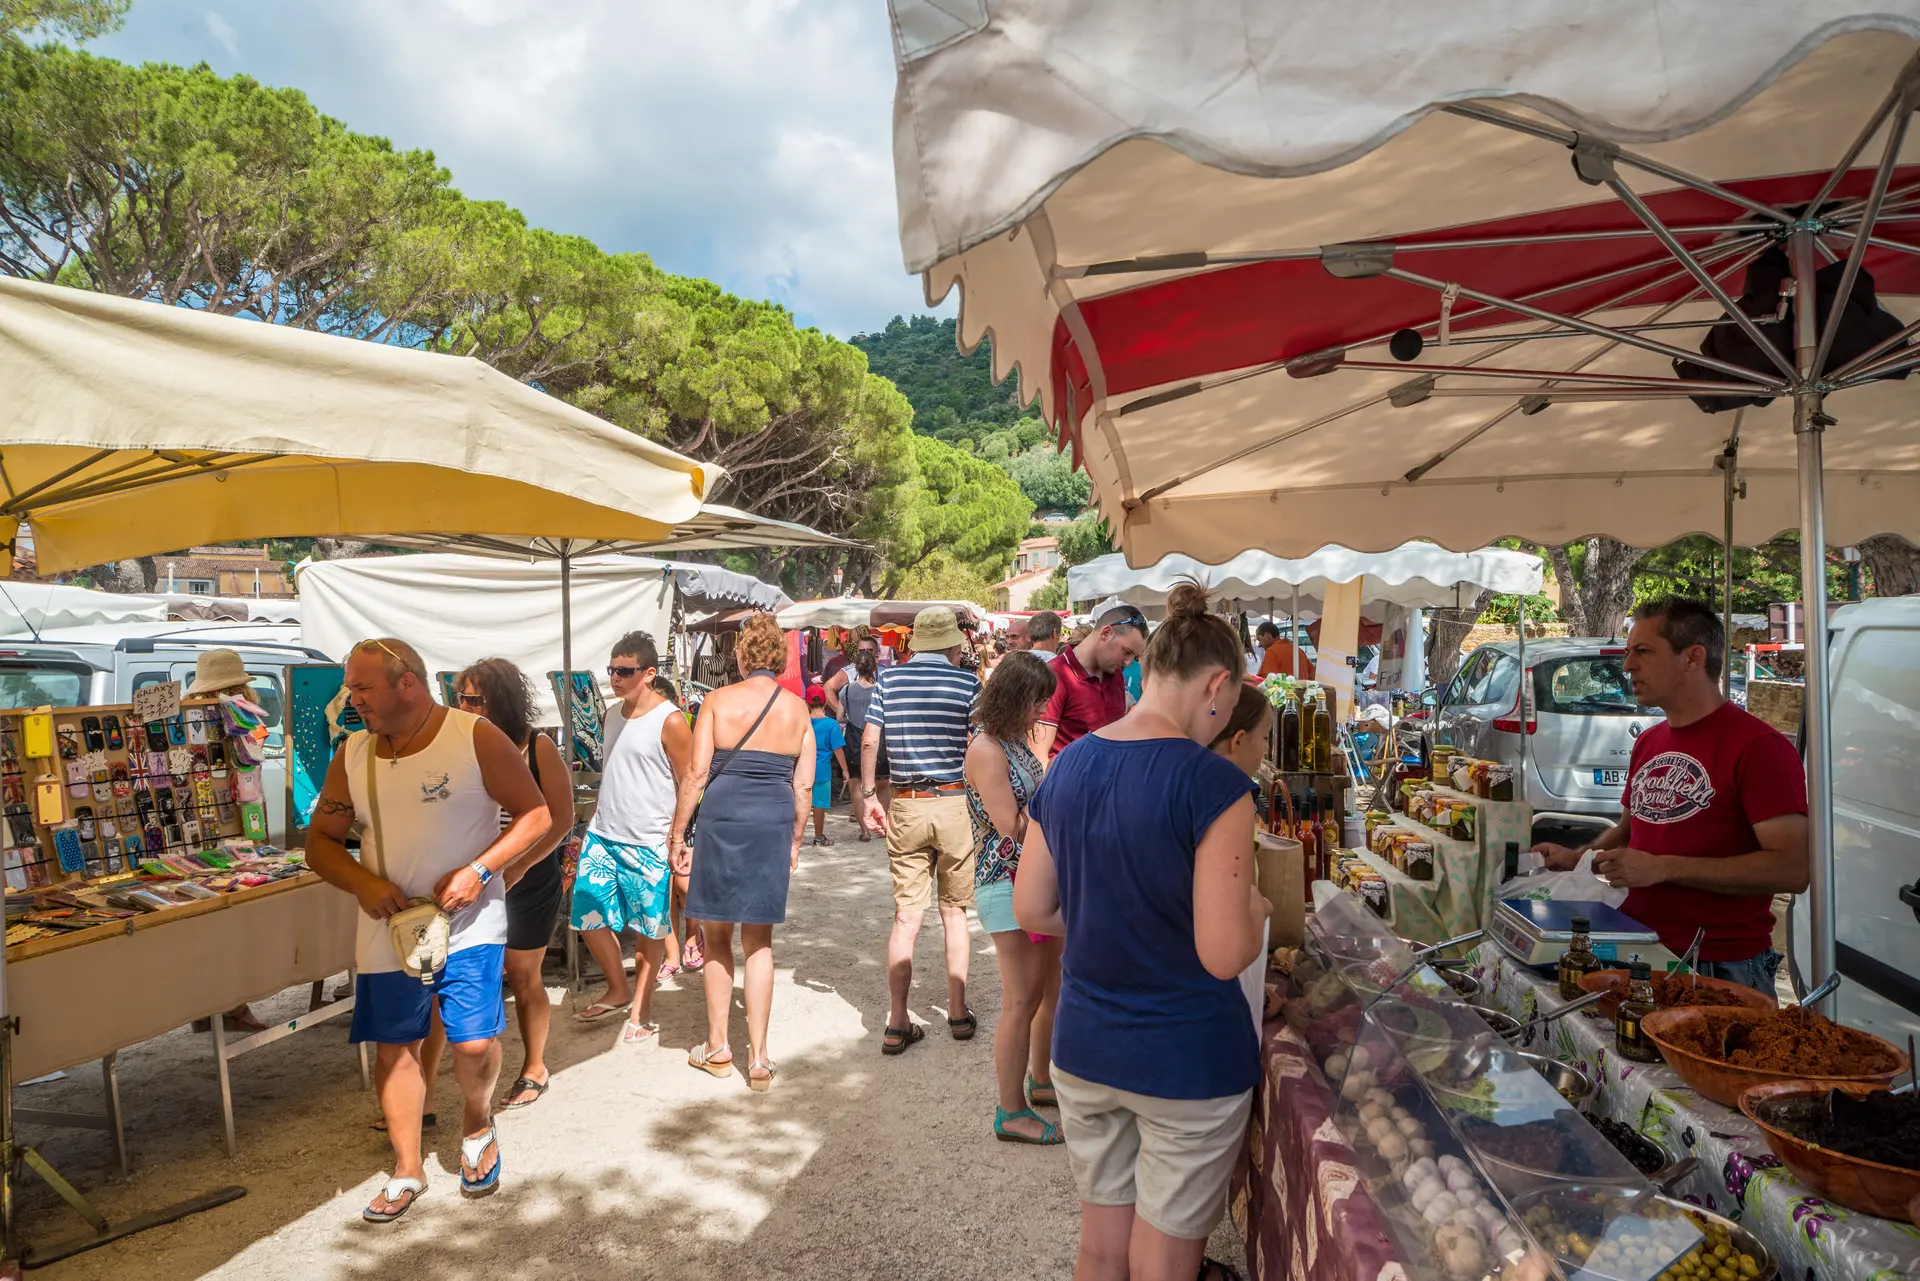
left=1143, top=583, right=1242, bottom=683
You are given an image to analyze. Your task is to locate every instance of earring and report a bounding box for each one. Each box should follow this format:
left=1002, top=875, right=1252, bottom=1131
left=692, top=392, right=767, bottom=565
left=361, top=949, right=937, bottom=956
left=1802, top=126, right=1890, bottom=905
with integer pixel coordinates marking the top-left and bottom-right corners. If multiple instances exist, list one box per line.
left=1209, top=706, right=1218, bottom=716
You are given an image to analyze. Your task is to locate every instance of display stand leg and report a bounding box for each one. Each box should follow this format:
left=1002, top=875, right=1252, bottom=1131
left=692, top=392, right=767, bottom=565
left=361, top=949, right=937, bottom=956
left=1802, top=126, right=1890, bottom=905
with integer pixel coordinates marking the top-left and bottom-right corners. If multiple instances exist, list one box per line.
left=210, top=1012, right=236, bottom=1160
left=567, top=927, right=582, bottom=993
left=306, top=981, right=325, bottom=1012
left=3, top=1021, right=242, bottom=1271
left=98, top=1058, right=125, bottom=1179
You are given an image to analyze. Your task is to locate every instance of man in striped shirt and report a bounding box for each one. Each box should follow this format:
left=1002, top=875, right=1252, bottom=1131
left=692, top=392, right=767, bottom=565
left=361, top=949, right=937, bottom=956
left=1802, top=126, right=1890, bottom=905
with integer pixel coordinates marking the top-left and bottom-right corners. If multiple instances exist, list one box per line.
left=860, top=606, right=982, bottom=1055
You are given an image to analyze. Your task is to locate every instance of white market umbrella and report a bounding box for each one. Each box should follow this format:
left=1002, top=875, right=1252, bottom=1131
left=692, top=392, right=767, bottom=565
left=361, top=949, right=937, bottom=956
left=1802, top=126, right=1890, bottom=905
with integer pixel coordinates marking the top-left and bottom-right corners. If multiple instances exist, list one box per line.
left=891, top=3, right=1920, bottom=1006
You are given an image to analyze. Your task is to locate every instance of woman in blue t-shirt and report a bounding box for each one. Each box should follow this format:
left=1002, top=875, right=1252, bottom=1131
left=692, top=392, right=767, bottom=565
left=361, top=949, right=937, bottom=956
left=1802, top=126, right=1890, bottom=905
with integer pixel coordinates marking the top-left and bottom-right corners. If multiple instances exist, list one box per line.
left=1017, top=582, right=1268, bottom=1280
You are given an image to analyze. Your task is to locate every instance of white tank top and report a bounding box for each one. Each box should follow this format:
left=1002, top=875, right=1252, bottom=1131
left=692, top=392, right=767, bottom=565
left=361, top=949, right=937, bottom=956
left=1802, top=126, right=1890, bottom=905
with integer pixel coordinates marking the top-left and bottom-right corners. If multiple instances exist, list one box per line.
left=344, top=709, right=507, bottom=974
left=589, top=699, right=677, bottom=849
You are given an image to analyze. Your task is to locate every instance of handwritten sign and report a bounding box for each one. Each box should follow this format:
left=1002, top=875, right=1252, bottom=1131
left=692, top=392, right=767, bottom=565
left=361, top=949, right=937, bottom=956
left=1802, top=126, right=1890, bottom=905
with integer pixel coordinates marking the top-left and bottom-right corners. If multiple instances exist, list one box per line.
left=132, top=681, right=181, bottom=725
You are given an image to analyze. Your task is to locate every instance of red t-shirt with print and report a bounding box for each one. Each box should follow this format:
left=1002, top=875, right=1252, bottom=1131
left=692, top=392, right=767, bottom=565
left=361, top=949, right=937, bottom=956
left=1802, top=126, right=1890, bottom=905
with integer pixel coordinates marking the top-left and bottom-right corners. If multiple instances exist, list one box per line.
left=1622, top=701, right=1807, bottom=961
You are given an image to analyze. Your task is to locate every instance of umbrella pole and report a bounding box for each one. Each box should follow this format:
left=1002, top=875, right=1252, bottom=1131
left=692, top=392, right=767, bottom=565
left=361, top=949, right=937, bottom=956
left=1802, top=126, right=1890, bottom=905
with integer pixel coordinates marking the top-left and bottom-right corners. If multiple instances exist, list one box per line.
left=560, top=542, right=581, bottom=993
left=1721, top=442, right=1738, bottom=698
left=1789, top=229, right=1837, bottom=1011
left=1290, top=584, right=1300, bottom=679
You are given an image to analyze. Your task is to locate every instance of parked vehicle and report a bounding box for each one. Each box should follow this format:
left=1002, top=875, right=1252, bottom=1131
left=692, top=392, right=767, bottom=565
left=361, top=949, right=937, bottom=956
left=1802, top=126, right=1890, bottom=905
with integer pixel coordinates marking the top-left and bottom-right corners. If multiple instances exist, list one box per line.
left=1425, top=638, right=1662, bottom=845
left=1789, top=596, right=1920, bottom=1048
left=0, top=622, right=331, bottom=843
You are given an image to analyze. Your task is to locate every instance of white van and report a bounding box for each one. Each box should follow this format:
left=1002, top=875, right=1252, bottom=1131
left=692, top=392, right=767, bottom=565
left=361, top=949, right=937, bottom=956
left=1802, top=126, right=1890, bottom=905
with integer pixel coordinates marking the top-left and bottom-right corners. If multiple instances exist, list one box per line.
left=1788, top=596, right=1920, bottom=1046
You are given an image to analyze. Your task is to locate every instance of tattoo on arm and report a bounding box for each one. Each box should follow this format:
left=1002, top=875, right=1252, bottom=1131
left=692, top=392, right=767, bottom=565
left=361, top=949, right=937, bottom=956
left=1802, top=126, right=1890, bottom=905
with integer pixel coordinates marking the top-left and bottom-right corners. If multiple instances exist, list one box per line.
left=315, top=797, right=355, bottom=817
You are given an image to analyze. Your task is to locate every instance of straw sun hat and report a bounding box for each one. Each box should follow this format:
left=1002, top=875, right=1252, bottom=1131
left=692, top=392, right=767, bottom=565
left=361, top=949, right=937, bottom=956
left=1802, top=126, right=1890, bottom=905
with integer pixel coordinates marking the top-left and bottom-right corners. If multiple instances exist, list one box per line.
left=185, top=648, right=253, bottom=697
left=910, top=606, right=964, bottom=652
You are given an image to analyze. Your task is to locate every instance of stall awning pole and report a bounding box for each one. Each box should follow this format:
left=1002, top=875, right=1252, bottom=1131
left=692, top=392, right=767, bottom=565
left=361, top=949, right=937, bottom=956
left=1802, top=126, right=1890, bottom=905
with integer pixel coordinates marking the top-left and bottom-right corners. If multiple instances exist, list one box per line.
left=1290, top=584, right=1300, bottom=678
left=1789, top=227, right=1837, bottom=1012
left=560, top=542, right=575, bottom=742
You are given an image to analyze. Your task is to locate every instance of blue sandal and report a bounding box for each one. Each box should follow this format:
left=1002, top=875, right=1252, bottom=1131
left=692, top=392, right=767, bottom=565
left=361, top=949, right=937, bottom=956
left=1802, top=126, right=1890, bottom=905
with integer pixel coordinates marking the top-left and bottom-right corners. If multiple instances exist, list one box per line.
left=1027, top=1075, right=1057, bottom=1108
left=994, top=1105, right=1064, bottom=1145
left=459, top=1123, right=502, bottom=1197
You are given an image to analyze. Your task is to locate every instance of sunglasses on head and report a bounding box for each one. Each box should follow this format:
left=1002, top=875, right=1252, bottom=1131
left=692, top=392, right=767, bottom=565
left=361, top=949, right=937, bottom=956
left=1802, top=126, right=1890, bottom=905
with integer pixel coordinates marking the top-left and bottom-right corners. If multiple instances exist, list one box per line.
left=608, top=664, right=652, bottom=679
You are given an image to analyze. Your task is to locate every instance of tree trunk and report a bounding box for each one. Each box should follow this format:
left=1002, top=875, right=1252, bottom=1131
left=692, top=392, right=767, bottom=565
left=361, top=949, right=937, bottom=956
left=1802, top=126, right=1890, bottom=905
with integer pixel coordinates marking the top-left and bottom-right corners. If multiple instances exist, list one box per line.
left=108, top=557, right=158, bottom=593
left=1427, top=587, right=1495, bottom=690
left=1540, top=536, right=1647, bottom=638
left=314, top=538, right=373, bottom=561
left=1860, top=533, right=1920, bottom=597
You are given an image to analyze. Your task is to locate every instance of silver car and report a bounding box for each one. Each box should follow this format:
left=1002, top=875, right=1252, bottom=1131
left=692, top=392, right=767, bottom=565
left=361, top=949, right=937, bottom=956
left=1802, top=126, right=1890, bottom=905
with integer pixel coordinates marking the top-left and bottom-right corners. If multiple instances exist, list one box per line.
left=1426, top=638, right=1663, bottom=840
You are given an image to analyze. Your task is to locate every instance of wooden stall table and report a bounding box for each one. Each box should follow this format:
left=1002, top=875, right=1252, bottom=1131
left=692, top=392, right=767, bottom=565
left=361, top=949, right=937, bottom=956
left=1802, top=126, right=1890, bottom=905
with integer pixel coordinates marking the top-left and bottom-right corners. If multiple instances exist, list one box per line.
left=9, top=873, right=362, bottom=1163
left=1232, top=1011, right=1403, bottom=1281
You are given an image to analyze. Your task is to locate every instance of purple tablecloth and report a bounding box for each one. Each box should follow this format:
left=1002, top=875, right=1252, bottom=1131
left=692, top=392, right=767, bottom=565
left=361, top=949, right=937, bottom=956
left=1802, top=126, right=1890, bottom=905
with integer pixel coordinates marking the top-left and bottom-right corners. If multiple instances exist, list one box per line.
left=1233, top=1014, right=1409, bottom=1281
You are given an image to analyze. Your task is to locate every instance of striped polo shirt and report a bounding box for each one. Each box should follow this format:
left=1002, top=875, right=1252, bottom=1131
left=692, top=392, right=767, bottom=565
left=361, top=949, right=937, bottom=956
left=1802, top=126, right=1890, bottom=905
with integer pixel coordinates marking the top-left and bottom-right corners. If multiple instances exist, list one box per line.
left=869, top=653, right=979, bottom=784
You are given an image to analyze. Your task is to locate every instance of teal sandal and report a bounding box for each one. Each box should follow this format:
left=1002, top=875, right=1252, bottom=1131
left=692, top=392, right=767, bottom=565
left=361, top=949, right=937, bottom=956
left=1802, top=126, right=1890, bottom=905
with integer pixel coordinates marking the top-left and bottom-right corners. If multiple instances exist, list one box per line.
left=1026, top=1075, right=1057, bottom=1108
left=994, top=1105, right=1064, bottom=1145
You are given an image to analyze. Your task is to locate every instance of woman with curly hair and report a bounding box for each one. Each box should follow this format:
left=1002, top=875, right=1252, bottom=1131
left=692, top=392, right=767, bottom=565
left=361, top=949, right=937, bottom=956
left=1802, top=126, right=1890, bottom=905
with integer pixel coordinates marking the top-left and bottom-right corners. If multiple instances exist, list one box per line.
left=669, top=612, right=814, bottom=1091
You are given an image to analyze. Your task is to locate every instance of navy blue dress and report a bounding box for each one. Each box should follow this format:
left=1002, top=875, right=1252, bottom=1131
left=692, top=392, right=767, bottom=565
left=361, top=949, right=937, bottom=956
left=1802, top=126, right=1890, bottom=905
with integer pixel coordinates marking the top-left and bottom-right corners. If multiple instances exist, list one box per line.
left=686, top=749, right=798, bottom=925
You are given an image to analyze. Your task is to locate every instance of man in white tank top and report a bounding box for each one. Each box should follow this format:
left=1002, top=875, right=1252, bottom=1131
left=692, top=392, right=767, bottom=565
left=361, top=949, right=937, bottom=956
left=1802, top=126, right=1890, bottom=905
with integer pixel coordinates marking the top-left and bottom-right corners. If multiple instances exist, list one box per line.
left=307, top=638, right=550, bottom=1223
left=568, top=632, right=691, bottom=1043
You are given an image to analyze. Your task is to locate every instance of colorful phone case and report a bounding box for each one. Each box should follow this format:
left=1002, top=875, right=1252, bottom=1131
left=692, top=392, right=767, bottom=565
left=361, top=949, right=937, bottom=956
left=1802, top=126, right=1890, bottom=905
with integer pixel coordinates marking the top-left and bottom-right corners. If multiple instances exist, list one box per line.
left=102, top=715, right=124, bottom=751
left=53, top=827, right=84, bottom=874
left=80, top=716, right=104, bottom=752
left=21, top=710, right=54, bottom=759
left=240, top=802, right=267, bottom=842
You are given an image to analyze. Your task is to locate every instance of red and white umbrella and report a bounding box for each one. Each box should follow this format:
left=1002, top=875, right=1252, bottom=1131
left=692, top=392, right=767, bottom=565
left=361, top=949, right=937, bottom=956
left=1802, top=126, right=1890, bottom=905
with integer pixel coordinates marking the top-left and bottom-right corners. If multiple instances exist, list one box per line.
left=890, top=2, right=1920, bottom=1003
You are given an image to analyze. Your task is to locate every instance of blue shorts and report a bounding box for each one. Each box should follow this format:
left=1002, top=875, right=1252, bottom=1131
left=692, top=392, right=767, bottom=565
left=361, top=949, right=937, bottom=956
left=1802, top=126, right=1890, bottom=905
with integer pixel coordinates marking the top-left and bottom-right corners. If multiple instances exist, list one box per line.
left=811, top=777, right=833, bottom=810
left=570, top=831, right=670, bottom=938
left=975, top=877, right=1019, bottom=934
left=350, top=944, right=506, bottom=1046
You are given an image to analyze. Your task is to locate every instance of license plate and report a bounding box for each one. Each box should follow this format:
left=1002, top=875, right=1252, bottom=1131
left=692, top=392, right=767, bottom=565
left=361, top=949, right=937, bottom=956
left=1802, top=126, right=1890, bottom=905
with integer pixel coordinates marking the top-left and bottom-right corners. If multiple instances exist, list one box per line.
left=1592, top=769, right=1627, bottom=786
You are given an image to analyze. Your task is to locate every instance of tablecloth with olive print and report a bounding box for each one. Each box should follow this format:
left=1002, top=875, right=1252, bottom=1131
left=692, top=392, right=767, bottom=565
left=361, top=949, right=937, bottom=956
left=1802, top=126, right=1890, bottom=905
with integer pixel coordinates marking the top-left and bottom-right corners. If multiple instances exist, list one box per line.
left=1466, top=947, right=1920, bottom=1281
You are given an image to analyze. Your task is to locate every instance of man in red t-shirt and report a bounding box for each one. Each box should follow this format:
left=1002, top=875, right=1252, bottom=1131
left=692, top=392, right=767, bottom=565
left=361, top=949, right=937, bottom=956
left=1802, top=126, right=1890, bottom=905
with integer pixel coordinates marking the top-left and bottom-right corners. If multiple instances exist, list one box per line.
left=1032, top=604, right=1149, bottom=759
left=1533, top=597, right=1808, bottom=994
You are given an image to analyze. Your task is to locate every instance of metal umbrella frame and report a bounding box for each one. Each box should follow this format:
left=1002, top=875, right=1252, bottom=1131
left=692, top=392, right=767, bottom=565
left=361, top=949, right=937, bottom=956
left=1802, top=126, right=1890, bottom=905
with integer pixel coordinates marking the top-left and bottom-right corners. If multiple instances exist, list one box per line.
left=892, top=16, right=1920, bottom=1011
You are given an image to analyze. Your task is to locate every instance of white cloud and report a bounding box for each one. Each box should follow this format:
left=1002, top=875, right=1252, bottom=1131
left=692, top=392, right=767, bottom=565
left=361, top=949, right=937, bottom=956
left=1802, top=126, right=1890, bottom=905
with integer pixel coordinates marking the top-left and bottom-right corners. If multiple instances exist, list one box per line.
left=203, top=10, right=238, bottom=58
left=96, top=0, right=946, bottom=337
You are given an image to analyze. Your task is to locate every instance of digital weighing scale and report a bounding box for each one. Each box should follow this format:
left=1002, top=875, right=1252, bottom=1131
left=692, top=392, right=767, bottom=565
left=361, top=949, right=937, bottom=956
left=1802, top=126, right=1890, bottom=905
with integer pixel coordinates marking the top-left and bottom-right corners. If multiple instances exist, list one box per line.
left=1490, top=898, right=1681, bottom=971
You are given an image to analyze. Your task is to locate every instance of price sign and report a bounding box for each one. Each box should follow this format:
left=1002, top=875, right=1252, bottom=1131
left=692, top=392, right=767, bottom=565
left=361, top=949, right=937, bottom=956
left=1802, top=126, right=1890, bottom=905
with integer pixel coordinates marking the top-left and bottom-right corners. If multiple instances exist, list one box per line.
left=132, top=681, right=181, bottom=725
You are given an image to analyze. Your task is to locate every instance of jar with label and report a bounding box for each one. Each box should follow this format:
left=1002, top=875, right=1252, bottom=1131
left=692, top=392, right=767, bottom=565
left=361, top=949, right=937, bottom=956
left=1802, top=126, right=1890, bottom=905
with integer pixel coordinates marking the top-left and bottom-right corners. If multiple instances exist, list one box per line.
left=1615, top=960, right=1661, bottom=1063
left=1557, top=915, right=1602, bottom=1000
left=1429, top=744, right=1455, bottom=785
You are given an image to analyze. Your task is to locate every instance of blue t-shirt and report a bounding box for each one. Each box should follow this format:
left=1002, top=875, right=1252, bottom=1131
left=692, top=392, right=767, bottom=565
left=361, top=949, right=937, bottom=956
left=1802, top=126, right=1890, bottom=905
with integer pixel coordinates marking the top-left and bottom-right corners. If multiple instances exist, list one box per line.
left=811, top=715, right=845, bottom=776
left=1029, top=733, right=1260, bottom=1100
left=1122, top=660, right=1142, bottom=705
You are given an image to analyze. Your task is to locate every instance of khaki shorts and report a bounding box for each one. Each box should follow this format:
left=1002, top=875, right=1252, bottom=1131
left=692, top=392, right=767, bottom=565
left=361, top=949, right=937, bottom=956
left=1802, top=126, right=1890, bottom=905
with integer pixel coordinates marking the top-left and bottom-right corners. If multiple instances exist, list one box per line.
left=885, top=793, right=975, bottom=910
left=1052, top=1066, right=1253, bottom=1241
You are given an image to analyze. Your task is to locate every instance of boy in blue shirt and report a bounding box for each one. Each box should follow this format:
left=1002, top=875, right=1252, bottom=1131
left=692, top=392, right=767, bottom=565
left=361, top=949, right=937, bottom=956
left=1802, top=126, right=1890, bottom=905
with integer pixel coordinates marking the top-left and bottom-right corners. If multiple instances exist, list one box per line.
left=807, top=686, right=848, bottom=845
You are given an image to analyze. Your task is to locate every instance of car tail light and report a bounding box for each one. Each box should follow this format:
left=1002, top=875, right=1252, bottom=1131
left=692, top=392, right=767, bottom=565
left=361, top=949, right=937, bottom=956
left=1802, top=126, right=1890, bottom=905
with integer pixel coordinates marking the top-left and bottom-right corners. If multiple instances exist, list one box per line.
left=1493, top=677, right=1535, bottom=734
left=1601, top=647, right=1626, bottom=656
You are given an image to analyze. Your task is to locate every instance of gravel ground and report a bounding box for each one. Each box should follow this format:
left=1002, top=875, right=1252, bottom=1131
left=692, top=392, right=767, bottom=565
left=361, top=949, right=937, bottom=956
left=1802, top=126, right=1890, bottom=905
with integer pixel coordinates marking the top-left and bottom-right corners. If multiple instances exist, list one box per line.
left=16, top=806, right=1246, bottom=1279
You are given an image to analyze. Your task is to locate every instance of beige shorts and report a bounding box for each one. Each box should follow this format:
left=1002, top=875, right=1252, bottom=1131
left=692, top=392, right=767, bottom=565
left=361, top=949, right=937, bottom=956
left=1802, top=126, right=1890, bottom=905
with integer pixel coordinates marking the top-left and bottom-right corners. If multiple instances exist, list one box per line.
left=885, top=793, right=975, bottom=910
left=1052, top=1066, right=1253, bottom=1241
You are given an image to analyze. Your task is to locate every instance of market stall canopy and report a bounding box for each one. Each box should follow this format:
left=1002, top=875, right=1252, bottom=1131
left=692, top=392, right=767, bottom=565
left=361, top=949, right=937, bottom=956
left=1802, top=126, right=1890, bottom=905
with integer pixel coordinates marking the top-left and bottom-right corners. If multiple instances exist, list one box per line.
left=368, top=503, right=855, bottom=560
left=891, top=5, right=1920, bottom=562
left=0, top=582, right=167, bottom=634
left=0, top=276, right=713, bottom=574
left=775, top=598, right=984, bottom=631
left=1067, top=543, right=1543, bottom=612
left=297, top=553, right=787, bottom=723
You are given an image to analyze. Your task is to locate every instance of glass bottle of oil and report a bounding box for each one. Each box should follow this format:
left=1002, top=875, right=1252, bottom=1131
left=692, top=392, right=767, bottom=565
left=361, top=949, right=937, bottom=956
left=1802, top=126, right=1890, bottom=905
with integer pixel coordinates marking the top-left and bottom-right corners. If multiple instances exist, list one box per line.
left=1557, top=915, right=1602, bottom=1000
left=1309, top=687, right=1332, bottom=773
left=1615, top=960, right=1661, bottom=1063
left=1279, top=690, right=1301, bottom=772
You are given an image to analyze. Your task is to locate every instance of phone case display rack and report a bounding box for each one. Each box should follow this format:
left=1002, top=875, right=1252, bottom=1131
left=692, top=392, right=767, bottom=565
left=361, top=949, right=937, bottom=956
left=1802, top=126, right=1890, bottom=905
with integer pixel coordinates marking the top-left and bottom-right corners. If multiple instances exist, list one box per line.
left=1286, top=895, right=1702, bottom=1281
left=1332, top=780, right=1531, bottom=947
left=0, top=697, right=266, bottom=900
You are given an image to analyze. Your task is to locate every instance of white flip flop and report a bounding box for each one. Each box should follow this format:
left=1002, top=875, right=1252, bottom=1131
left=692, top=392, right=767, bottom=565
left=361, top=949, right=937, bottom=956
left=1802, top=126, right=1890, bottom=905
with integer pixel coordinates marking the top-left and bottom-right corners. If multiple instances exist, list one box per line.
left=363, top=1175, right=426, bottom=1223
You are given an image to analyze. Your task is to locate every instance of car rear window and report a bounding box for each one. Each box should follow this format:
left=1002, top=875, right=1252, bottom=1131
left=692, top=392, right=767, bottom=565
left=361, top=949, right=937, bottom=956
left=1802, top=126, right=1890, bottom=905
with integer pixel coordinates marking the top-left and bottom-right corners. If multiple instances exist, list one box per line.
left=0, top=663, right=87, bottom=709
left=1535, top=656, right=1637, bottom=715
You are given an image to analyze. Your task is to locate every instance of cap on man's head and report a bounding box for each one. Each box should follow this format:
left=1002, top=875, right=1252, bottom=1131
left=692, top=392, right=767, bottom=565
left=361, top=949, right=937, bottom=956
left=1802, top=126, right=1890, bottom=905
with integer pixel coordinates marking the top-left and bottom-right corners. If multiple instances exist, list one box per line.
left=806, top=685, right=827, bottom=706
left=910, top=606, right=964, bottom=652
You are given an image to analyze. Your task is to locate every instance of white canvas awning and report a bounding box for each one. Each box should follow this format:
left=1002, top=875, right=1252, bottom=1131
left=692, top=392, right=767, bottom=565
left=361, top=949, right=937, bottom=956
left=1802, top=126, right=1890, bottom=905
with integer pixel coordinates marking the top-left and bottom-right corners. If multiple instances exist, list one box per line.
left=0, top=276, right=712, bottom=573
left=891, top=5, right=1920, bottom=563
left=0, top=582, right=168, bottom=634
left=775, top=598, right=985, bottom=631
left=297, top=554, right=786, bottom=724
left=1068, top=543, right=1543, bottom=612
left=369, top=503, right=855, bottom=559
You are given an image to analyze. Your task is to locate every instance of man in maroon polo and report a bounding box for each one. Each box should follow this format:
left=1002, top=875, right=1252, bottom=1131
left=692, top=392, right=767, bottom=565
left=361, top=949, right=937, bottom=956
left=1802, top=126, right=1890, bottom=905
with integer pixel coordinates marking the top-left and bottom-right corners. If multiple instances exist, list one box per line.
left=1031, top=604, right=1149, bottom=760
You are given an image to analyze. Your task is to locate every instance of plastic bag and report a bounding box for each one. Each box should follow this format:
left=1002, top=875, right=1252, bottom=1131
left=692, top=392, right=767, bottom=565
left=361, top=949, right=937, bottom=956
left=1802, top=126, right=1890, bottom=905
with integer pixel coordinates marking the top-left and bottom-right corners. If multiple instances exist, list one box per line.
left=1499, top=849, right=1627, bottom=908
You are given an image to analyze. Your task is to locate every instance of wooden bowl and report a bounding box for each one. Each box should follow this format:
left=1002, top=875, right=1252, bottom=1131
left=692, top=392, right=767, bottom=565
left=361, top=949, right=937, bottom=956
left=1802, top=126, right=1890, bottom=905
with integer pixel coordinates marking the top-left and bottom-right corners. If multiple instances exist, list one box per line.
left=1578, top=969, right=1777, bottom=1021
left=1640, top=1008, right=1910, bottom=1108
left=1740, top=1081, right=1920, bottom=1220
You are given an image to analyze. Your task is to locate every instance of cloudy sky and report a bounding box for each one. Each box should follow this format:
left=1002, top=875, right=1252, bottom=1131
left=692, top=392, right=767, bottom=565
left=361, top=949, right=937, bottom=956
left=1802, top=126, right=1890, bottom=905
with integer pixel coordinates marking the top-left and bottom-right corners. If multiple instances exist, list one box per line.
left=91, top=0, right=942, bottom=338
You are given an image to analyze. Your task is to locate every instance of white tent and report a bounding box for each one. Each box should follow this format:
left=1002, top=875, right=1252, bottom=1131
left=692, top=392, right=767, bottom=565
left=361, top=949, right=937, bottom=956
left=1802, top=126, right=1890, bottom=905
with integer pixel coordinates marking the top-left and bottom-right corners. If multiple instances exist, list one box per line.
left=298, top=554, right=788, bottom=724
left=1067, top=543, right=1543, bottom=612
left=891, top=3, right=1920, bottom=1004
left=775, top=598, right=985, bottom=631
left=0, top=582, right=167, bottom=634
